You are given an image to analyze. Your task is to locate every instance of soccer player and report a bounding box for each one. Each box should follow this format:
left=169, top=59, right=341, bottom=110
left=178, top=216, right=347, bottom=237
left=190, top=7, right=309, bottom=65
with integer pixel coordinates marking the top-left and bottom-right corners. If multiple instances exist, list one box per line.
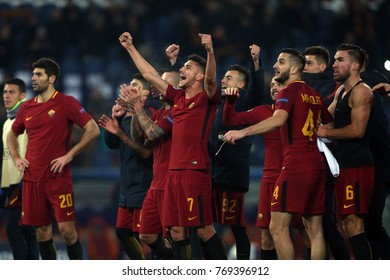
left=224, top=48, right=333, bottom=259
left=100, top=73, right=155, bottom=260
left=303, top=45, right=350, bottom=260
left=118, top=31, right=227, bottom=259
left=7, top=58, right=100, bottom=260
left=317, top=44, right=374, bottom=259
left=223, top=76, right=284, bottom=260
left=210, top=44, right=266, bottom=260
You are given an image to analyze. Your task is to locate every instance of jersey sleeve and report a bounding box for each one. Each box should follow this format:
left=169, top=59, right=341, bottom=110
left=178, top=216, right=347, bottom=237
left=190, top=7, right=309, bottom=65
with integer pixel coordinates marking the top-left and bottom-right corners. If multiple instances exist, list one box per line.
left=223, top=98, right=272, bottom=126
left=275, top=88, right=295, bottom=114
left=65, top=96, right=93, bottom=128
left=11, top=103, right=27, bottom=135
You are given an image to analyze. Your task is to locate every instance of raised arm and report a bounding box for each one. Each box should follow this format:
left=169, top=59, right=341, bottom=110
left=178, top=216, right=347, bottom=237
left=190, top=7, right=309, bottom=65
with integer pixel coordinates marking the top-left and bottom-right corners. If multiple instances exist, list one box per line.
left=246, top=44, right=266, bottom=106
left=119, top=32, right=169, bottom=96
left=199, top=33, right=217, bottom=99
left=249, top=44, right=261, bottom=71
left=166, top=44, right=180, bottom=67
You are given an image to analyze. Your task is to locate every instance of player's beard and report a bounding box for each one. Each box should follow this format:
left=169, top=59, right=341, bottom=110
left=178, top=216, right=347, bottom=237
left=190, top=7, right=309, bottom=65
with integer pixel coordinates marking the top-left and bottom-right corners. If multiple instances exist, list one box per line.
left=274, top=69, right=290, bottom=85
left=33, top=83, right=49, bottom=95
left=334, top=69, right=350, bottom=83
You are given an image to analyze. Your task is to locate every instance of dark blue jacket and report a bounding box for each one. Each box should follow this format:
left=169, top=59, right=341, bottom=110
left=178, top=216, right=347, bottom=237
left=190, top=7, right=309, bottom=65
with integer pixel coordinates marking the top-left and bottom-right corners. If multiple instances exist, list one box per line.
left=302, top=68, right=339, bottom=107
left=104, top=115, right=153, bottom=208
left=104, top=95, right=159, bottom=208
left=361, top=69, right=390, bottom=183
left=209, top=66, right=266, bottom=192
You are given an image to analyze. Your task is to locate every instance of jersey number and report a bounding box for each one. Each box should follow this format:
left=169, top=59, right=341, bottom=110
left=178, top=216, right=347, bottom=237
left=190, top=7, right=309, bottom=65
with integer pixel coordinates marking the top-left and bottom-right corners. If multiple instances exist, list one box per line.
left=273, top=186, right=279, bottom=201
left=302, top=109, right=321, bottom=141
left=345, top=185, right=354, bottom=201
left=59, top=193, right=73, bottom=208
left=187, top=197, right=194, bottom=212
left=222, top=199, right=237, bottom=213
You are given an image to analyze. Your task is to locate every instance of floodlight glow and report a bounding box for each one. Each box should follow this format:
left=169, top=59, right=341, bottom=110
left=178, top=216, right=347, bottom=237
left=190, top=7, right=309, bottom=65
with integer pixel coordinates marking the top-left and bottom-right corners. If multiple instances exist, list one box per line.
left=385, top=60, right=390, bottom=71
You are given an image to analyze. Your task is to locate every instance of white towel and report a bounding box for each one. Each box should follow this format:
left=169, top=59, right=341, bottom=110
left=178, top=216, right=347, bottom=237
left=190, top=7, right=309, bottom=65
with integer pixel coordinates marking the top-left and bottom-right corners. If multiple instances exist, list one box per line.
left=317, top=138, right=340, bottom=177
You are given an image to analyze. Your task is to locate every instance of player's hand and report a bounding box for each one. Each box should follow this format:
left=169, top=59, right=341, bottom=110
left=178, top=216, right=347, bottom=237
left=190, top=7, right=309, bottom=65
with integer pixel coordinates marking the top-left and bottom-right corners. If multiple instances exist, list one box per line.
left=117, top=84, right=140, bottom=112
left=119, top=32, right=133, bottom=49
left=223, top=130, right=245, bottom=144
left=111, top=103, right=125, bottom=117
left=50, top=154, right=73, bottom=173
left=316, top=125, right=329, bottom=138
left=371, top=82, right=390, bottom=94
left=13, top=158, right=29, bottom=172
left=249, top=44, right=261, bottom=62
left=223, top=87, right=240, bottom=98
left=166, top=44, right=180, bottom=61
left=98, top=114, right=120, bottom=135
left=199, top=33, right=213, bottom=53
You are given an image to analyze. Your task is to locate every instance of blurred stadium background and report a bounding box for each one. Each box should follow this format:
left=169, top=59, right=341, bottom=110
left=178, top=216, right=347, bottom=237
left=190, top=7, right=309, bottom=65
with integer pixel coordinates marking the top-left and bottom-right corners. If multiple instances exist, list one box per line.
left=0, top=0, right=389, bottom=259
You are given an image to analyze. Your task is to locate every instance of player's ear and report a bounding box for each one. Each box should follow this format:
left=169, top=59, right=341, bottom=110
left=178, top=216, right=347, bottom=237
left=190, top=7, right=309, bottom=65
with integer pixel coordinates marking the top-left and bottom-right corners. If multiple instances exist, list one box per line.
left=196, top=73, right=204, bottom=81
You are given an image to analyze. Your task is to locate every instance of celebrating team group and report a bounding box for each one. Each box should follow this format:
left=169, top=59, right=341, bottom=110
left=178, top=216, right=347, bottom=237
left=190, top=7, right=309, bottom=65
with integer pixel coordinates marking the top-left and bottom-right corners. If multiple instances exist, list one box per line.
left=2, top=30, right=390, bottom=260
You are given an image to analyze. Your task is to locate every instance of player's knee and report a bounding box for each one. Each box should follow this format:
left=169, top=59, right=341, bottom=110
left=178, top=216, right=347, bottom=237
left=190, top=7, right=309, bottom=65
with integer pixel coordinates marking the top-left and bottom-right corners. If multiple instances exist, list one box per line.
left=115, top=227, right=133, bottom=241
left=196, top=224, right=216, bottom=241
left=58, top=225, right=78, bottom=245
left=170, top=226, right=187, bottom=241
left=343, top=215, right=364, bottom=236
left=261, top=230, right=275, bottom=249
left=139, top=233, right=157, bottom=244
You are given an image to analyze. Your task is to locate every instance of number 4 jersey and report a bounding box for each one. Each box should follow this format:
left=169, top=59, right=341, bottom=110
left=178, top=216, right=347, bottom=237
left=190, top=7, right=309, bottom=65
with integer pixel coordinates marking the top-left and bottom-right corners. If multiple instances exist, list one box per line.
left=275, top=80, right=333, bottom=174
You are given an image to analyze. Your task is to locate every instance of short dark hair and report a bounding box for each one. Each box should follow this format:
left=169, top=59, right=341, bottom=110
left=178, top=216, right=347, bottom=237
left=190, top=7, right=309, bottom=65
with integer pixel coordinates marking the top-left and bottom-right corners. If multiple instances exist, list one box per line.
left=32, top=57, right=60, bottom=81
left=280, top=48, right=306, bottom=72
left=188, top=54, right=206, bottom=72
left=303, top=46, right=330, bottom=67
left=336, top=43, right=368, bottom=72
left=227, top=64, right=250, bottom=88
left=132, top=73, right=151, bottom=90
left=4, top=78, right=26, bottom=93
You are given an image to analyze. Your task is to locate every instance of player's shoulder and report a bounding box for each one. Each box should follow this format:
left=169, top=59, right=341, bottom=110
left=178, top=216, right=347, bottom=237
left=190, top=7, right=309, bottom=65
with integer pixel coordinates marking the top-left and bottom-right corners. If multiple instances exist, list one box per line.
left=353, top=82, right=372, bottom=98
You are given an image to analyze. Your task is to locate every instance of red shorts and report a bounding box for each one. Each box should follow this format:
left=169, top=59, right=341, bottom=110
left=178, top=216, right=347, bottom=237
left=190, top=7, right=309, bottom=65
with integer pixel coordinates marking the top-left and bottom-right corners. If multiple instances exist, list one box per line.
left=271, top=170, right=325, bottom=215
left=164, top=170, right=213, bottom=227
left=22, top=177, right=74, bottom=226
left=116, top=207, right=142, bottom=232
left=212, top=190, right=246, bottom=226
left=335, top=166, right=374, bottom=218
left=139, top=189, right=169, bottom=237
left=256, top=181, right=274, bottom=228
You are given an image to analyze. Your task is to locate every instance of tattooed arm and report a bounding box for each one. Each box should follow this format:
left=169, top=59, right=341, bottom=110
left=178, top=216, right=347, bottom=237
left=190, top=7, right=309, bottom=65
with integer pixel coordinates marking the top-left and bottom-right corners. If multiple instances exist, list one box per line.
left=133, top=102, right=166, bottom=141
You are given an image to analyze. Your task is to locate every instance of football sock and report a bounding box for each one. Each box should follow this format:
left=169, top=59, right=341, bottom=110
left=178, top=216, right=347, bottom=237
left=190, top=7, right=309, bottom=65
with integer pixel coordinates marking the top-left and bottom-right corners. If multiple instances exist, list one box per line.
left=116, top=228, right=145, bottom=260
left=231, top=225, right=251, bottom=260
left=202, top=234, right=227, bottom=260
left=66, top=238, right=83, bottom=260
left=173, top=238, right=192, bottom=260
left=349, top=233, right=372, bottom=260
left=261, top=249, right=277, bottom=260
left=39, top=238, right=57, bottom=260
left=199, top=238, right=211, bottom=259
left=148, top=235, right=173, bottom=260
